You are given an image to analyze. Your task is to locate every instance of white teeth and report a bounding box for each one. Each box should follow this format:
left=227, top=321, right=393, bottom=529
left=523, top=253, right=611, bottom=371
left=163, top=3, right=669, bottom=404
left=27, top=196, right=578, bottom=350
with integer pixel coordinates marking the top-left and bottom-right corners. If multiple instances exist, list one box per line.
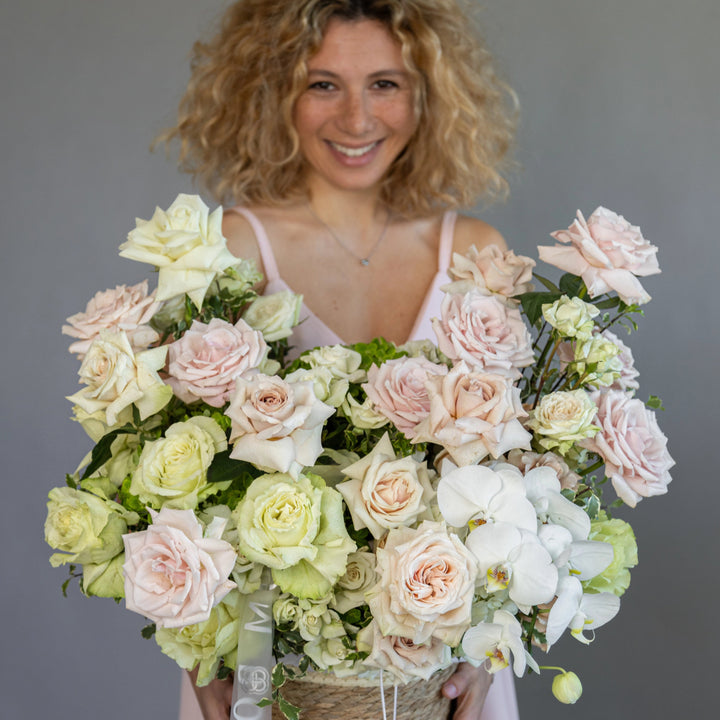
left=330, top=141, right=378, bottom=157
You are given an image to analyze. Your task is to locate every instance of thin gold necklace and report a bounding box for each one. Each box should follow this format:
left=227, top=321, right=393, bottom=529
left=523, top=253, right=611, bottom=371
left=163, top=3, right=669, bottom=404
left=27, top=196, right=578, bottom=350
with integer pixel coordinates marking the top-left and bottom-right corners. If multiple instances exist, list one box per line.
left=307, top=202, right=391, bottom=267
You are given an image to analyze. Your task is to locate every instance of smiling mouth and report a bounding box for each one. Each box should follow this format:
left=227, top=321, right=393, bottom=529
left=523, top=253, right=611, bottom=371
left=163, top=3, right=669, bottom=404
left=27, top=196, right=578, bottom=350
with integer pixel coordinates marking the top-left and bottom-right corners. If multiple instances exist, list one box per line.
left=328, top=140, right=381, bottom=157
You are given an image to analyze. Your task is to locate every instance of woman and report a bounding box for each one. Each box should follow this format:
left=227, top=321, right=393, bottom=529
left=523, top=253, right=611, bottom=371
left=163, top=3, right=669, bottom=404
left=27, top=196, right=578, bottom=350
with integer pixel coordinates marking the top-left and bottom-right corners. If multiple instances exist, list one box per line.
left=165, top=1, right=519, bottom=718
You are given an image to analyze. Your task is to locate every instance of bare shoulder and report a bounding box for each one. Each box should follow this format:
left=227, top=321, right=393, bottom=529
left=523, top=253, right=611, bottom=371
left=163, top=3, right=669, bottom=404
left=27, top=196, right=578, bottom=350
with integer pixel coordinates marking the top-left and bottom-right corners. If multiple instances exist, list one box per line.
left=452, top=214, right=507, bottom=255
left=222, top=208, right=265, bottom=273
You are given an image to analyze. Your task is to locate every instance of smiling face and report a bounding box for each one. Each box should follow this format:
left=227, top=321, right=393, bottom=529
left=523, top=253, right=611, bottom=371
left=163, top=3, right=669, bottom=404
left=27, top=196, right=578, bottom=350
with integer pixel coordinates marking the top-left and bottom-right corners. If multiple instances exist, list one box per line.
left=293, top=18, right=418, bottom=195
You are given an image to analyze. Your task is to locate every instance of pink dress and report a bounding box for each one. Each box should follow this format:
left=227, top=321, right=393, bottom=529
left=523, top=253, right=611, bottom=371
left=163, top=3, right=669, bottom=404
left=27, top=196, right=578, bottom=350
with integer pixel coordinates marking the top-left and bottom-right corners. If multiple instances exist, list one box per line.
left=179, top=208, right=520, bottom=720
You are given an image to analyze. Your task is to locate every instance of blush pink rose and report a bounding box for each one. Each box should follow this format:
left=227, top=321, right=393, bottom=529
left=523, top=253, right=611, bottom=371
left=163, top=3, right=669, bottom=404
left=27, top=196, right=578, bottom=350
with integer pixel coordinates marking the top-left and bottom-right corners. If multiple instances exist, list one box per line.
left=225, top=373, right=334, bottom=474
left=166, top=318, right=267, bottom=407
left=366, top=521, right=477, bottom=646
left=539, top=207, right=660, bottom=305
left=445, top=244, right=536, bottom=299
left=363, top=357, right=448, bottom=439
left=432, top=291, right=533, bottom=379
left=122, top=508, right=236, bottom=628
left=581, top=390, right=674, bottom=507
left=357, top=621, right=452, bottom=683
left=413, top=362, right=531, bottom=466
left=63, top=280, right=160, bottom=358
left=506, top=449, right=581, bottom=491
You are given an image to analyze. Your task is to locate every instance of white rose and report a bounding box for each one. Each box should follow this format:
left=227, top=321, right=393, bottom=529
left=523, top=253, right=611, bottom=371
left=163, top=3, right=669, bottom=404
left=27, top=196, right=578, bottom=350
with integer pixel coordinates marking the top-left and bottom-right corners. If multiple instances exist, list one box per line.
left=528, top=390, right=600, bottom=455
left=119, top=194, right=238, bottom=309
left=330, top=551, right=378, bottom=614
left=341, top=394, right=389, bottom=429
left=302, top=345, right=367, bottom=383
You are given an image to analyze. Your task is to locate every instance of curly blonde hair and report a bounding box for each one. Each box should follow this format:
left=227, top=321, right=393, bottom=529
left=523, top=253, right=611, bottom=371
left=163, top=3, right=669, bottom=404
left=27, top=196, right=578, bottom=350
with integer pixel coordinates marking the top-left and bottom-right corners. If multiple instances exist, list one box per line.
left=163, top=0, right=517, bottom=216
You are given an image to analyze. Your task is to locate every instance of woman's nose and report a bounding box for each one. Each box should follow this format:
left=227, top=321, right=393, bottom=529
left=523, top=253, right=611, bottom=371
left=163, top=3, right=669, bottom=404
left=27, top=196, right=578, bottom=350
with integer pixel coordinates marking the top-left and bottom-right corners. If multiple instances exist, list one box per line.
left=337, top=91, right=375, bottom=135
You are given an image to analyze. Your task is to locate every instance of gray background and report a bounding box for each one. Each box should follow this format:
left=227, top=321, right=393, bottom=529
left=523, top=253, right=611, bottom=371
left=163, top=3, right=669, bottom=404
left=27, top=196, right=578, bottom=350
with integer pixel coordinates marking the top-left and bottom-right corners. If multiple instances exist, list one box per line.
left=1, top=0, right=717, bottom=718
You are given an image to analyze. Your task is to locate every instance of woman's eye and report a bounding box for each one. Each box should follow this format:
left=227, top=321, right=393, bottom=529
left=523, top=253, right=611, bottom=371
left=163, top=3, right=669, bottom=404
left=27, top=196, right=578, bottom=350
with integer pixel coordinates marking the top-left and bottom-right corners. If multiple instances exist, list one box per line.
left=308, top=80, right=335, bottom=91
left=374, top=79, right=399, bottom=90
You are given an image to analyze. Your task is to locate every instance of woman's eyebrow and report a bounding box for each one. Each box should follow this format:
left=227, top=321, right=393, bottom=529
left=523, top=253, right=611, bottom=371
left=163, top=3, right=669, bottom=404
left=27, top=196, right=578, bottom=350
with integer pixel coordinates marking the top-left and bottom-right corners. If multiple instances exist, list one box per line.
left=307, top=69, right=409, bottom=78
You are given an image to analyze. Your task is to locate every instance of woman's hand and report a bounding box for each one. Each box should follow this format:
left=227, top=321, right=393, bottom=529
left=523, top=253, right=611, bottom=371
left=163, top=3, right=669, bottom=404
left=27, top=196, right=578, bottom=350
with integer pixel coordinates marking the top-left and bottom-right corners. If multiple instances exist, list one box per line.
left=442, top=663, right=493, bottom=720
left=188, top=668, right=233, bottom=720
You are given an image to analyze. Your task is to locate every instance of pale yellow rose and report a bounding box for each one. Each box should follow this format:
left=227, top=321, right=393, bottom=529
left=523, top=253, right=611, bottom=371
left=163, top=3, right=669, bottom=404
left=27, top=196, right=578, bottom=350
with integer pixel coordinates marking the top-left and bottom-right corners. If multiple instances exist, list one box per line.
left=66, top=330, right=172, bottom=426
left=45, top=487, right=137, bottom=568
left=302, top=345, right=367, bottom=383
left=119, top=194, right=238, bottom=309
left=285, top=366, right=349, bottom=407
left=542, top=296, right=599, bottom=341
left=129, top=416, right=227, bottom=510
left=341, top=394, right=389, bottom=429
left=242, top=291, right=303, bottom=342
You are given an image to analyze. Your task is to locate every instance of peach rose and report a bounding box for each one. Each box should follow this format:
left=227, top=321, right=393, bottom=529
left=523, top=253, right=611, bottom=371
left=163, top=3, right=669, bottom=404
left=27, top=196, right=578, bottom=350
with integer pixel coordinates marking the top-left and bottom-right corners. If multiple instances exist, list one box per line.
left=413, top=362, right=531, bottom=466
left=63, top=280, right=160, bottom=358
left=122, top=508, right=236, bottom=628
left=336, top=433, right=435, bottom=538
left=357, top=621, right=453, bottom=683
left=539, top=207, right=660, bottom=305
left=444, top=244, right=535, bottom=299
left=166, top=318, right=267, bottom=407
left=363, top=357, right=448, bottom=439
left=366, top=520, right=477, bottom=646
left=225, top=373, right=334, bottom=475
left=432, top=292, right=533, bottom=379
left=581, top=390, right=674, bottom=507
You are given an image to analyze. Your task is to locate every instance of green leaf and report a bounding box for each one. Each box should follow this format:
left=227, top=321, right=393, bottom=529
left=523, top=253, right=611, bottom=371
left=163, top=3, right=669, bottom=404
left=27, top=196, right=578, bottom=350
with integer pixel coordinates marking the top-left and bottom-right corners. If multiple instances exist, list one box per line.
left=61, top=577, right=72, bottom=598
left=519, top=291, right=561, bottom=327
left=558, top=273, right=586, bottom=298
left=141, top=623, right=156, bottom=639
left=533, top=273, right=561, bottom=293
left=217, top=665, right=233, bottom=681
left=647, top=395, right=665, bottom=411
left=277, top=694, right=302, bottom=720
left=348, top=337, right=407, bottom=371
left=80, top=425, right=136, bottom=480
left=65, top=473, right=77, bottom=489
left=594, top=297, right=621, bottom=310
left=272, top=664, right=287, bottom=689
left=118, top=476, right=147, bottom=517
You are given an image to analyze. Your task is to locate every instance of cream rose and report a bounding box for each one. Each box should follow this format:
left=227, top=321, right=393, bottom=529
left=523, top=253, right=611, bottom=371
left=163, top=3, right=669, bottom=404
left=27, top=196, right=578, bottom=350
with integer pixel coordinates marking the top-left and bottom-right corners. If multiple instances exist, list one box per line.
left=166, top=317, right=267, bottom=407
left=242, top=291, right=302, bottom=342
left=601, top=330, right=639, bottom=393
left=412, top=362, right=532, bottom=466
left=63, top=280, right=160, bottom=358
left=284, top=366, right=348, bottom=407
left=363, top=356, right=448, bottom=439
left=432, top=291, right=533, bottom=378
left=528, top=390, right=599, bottom=455
left=225, top=373, right=334, bottom=475
left=366, top=520, right=477, bottom=645
left=122, top=508, right=236, bottom=628
left=340, top=394, right=389, bottom=429
left=444, top=244, right=535, bottom=299
left=66, top=330, right=172, bottom=426
left=129, top=416, right=227, bottom=510
left=542, top=296, right=599, bottom=341
left=539, top=207, right=660, bottom=305
left=233, top=472, right=355, bottom=599
left=357, top=621, right=453, bottom=683
left=119, top=194, right=238, bottom=309
left=302, top=345, right=367, bottom=383
left=581, top=390, right=674, bottom=507
left=337, top=433, right=435, bottom=538
left=330, top=550, right=378, bottom=614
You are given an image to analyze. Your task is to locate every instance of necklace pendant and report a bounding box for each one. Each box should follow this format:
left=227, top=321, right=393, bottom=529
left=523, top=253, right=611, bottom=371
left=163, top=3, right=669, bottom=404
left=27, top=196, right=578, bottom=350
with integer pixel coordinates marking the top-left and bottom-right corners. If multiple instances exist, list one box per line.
left=360, top=258, right=370, bottom=267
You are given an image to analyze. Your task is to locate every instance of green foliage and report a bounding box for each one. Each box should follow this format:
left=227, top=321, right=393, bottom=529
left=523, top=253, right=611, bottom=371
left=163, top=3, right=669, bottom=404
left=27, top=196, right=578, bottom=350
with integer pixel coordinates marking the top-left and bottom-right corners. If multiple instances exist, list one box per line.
left=558, top=273, right=586, bottom=298
left=647, top=395, right=665, bottom=411
left=206, top=452, right=263, bottom=510
left=118, top=477, right=149, bottom=522
left=217, top=664, right=233, bottom=681
left=65, top=474, right=77, bottom=490
left=348, top=337, right=407, bottom=371
left=61, top=564, right=81, bottom=597
left=518, top=291, right=561, bottom=328
left=80, top=425, right=136, bottom=480
left=141, top=623, right=156, bottom=640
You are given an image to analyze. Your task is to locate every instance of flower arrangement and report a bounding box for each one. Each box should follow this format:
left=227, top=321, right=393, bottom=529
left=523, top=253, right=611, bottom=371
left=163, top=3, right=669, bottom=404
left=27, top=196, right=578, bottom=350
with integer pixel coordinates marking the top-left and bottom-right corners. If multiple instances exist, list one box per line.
left=47, top=195, right=673, bottom=716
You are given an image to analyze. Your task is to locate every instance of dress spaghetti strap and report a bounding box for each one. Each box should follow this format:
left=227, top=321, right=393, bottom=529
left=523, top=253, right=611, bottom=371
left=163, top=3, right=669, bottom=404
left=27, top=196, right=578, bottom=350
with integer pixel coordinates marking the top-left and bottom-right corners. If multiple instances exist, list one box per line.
left=438, top=210, right=457, bottom=272
left=227, top=207, right=280, bottom=283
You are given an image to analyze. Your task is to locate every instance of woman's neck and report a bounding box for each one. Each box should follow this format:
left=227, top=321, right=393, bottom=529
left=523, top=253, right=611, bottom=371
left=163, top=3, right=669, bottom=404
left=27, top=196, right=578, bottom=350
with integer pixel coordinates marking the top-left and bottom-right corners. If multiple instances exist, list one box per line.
left=306, top=176, right=387, bottom=234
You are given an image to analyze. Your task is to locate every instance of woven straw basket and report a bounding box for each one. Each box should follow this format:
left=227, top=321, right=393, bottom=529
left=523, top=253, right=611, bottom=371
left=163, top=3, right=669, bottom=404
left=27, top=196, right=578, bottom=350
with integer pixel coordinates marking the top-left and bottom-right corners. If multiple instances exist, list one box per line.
left=271, top=665, right=455, bottom=720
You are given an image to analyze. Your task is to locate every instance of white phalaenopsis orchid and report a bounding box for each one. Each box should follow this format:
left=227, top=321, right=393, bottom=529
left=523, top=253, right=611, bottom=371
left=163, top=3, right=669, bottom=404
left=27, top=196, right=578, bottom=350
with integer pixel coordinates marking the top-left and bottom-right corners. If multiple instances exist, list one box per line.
left=518, top=464, right=591, bottom=540
left=545, top=575, right=620, bottom=648
left=437, top=464, right=537, bottom=533
left=465, top=523, right=558, bottom=613
left=462, top=610, right=539, bottom=677
left=537, top=525, right=614, bottom=581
